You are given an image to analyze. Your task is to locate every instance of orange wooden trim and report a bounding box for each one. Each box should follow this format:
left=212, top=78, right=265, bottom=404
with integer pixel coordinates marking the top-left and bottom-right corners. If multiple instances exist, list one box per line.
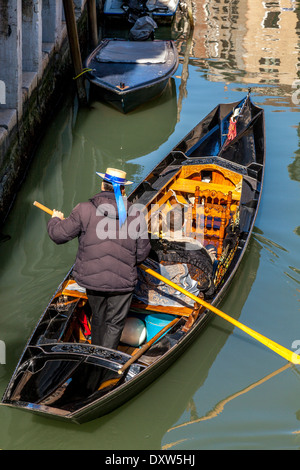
left=130, top=301, right=192, bottom=317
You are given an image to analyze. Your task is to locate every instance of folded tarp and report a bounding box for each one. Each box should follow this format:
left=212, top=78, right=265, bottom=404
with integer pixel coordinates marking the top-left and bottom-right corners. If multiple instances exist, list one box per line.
left=146, top=0, right=177, bottom=12
left=96, top=40, right=168, bottom=64
left=134, top=259, right=199, bottom=308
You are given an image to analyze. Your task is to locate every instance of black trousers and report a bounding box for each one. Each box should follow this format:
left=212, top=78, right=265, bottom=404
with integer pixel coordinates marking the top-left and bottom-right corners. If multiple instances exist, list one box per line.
left=86, top=290, right=133, bottom=350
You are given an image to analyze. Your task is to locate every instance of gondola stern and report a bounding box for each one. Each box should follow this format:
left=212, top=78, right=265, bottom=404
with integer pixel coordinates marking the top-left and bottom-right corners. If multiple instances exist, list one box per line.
left=0, top=399, right=77, bottom=422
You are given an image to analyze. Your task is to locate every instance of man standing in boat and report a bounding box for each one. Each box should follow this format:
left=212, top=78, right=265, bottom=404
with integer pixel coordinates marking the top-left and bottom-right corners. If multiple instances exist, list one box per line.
left=47, top=168, right=151, bottom=350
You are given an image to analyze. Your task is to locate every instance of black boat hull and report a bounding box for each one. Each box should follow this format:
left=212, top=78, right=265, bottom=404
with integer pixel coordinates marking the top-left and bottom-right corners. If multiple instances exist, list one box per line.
left=85, top=39, right=179, bottom=113
left=89, top=75, right=172, bottom=113
left=1, top=293, right=224, bottom=424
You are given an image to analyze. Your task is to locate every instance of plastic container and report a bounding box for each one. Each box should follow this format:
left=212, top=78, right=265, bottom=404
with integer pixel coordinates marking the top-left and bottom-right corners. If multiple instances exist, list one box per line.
left=120, top=316, right=147, bottom=347
left=144, top=313, right=175, bottom=342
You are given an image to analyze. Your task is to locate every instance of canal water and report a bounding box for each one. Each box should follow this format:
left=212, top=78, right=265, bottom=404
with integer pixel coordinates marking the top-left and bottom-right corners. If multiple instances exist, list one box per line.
left=0, top=1, right=300, bottom=450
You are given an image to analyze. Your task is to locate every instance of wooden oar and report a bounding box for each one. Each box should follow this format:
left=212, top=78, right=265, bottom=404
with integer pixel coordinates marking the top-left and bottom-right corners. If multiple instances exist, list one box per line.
left=32, top=201, right=300, bottom=365
left=139, top=264, right=300, bottom=365
left=33, top=201, right=54, bottom=216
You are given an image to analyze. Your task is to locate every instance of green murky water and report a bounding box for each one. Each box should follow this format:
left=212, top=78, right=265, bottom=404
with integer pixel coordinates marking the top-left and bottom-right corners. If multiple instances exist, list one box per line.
left=0, top=0, right=299, bottom=450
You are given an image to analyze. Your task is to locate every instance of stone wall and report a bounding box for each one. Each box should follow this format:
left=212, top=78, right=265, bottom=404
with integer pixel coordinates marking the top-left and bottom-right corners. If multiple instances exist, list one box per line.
left=0, top=0, right=95, bottom=226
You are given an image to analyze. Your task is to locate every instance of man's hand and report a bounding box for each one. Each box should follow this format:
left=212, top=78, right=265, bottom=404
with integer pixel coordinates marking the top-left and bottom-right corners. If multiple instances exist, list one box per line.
left=52, top=209, right=64, bottom=220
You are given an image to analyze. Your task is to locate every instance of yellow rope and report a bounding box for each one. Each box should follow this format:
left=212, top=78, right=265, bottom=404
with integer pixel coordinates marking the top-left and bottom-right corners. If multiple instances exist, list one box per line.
left=73, top=68, right=93, bottom=80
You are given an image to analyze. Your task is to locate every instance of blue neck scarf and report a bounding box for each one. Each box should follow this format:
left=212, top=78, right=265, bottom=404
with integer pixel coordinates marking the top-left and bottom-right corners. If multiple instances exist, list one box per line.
left=104, top=174, right=127, bottom=227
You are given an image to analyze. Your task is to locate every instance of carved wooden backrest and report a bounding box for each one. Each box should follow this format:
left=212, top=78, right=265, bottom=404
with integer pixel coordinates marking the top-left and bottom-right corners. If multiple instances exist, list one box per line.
left=187, top=186, right=233, bottom=258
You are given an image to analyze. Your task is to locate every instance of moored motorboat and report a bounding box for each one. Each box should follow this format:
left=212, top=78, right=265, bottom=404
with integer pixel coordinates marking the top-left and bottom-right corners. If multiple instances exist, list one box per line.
left=84, top=38, right=179, bottom=113
left=103, top=0, right=180, bottom=23
left=1, top=94, right=265, bottom=423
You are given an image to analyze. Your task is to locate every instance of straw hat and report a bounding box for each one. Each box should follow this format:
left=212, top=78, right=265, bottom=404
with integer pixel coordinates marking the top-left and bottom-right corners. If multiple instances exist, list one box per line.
left=96, top=168, right=133, bottom=185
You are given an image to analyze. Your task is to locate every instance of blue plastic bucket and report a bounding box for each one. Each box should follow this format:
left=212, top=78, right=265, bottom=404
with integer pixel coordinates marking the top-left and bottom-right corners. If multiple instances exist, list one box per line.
left=144, top=313, right=175, bottom=342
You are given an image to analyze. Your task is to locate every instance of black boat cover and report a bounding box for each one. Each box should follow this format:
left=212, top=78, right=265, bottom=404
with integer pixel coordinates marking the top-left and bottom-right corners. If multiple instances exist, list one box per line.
left=96, top=40, right=168, bottom=64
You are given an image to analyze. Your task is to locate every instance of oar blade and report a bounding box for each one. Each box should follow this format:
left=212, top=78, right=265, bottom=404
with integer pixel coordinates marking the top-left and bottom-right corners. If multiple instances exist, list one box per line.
left=140, top=264, right=300, bottom=365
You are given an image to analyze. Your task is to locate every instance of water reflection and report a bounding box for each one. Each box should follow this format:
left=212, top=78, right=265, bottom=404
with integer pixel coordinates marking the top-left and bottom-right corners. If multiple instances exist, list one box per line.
left=166, top=363, right=292, bottom=437
left=186, top=0, right=300, bottom=95
left=83, top=79, right=177, bottom=161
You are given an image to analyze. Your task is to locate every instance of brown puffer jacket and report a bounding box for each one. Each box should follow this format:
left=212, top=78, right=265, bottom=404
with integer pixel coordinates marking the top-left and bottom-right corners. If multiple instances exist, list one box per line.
left=47, top=191, right=151, bottom=292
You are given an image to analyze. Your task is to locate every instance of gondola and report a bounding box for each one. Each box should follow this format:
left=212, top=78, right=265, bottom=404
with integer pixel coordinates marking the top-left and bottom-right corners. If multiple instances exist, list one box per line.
left=1, top=93, right=265, bottom=424
left=84, top=38, right=179, bottom=113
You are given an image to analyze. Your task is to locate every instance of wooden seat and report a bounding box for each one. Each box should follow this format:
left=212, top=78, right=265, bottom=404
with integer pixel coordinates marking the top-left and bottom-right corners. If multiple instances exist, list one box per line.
left=187, top=186, right=233, bottom=258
